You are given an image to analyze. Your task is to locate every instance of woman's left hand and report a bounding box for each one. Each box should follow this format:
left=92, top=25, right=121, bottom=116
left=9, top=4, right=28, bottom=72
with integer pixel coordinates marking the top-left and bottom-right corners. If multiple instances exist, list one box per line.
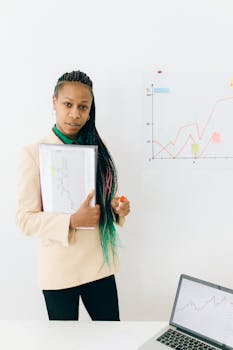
left=111, top=196, right=130, bottom=217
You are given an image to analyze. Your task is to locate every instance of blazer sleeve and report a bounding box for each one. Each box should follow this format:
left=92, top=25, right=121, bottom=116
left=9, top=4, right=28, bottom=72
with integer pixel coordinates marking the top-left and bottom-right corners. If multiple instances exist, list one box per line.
left=15, top=145, right=75, bottom=247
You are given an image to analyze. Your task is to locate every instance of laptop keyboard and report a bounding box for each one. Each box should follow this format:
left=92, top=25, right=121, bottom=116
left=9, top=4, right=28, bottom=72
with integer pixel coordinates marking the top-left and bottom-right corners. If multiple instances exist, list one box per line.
left=157, top=329, right=217, bottom=350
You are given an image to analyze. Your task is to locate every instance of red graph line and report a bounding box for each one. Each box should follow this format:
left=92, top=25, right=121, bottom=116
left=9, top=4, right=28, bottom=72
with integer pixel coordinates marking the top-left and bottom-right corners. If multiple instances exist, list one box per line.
left=175, top=134, right=196, bottom=158
left=198, top=136, right=213, bottom=158
left=153, top=96, right=233, bottom=158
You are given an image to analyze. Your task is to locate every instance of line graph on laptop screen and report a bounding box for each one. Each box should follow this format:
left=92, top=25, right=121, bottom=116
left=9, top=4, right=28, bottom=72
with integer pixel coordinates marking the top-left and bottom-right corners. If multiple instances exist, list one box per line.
left=172, top=278, right=233, bottom=347
left=143, top=71, right=233, bottom=169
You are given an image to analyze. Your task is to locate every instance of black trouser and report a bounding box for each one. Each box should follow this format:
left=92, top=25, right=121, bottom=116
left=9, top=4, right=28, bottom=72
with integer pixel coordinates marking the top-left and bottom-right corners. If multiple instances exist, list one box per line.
left=42, top=275, right=120, bottom=321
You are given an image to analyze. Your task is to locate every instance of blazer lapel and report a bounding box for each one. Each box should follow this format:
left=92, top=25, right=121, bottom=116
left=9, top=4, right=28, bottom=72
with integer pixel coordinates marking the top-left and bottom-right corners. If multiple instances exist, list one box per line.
left=41, top=129, right=64, bottom=145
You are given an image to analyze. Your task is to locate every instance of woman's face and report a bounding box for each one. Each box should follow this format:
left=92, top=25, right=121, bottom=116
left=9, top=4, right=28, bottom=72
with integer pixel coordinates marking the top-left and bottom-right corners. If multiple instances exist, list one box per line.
left=53, top=82, right=93, bottom=139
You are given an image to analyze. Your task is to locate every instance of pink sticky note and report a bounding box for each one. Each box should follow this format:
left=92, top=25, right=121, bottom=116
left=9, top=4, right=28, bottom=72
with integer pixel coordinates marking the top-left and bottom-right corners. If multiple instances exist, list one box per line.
left=212, top=132, right=220, bottom=144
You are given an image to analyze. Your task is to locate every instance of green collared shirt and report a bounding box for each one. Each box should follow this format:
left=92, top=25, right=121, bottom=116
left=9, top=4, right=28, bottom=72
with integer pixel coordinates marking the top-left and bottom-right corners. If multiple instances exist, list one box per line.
left=52, top=124, right=83, bottom=145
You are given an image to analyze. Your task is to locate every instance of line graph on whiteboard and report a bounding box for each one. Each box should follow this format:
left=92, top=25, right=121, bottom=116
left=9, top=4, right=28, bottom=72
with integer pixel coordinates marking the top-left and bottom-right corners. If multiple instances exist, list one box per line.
left=143, top=71, right=233, bottom=167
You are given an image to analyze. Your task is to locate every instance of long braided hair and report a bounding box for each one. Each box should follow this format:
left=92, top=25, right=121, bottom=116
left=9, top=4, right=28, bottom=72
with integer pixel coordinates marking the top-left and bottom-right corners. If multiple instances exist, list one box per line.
left=54, top=70, right=119, bottom=266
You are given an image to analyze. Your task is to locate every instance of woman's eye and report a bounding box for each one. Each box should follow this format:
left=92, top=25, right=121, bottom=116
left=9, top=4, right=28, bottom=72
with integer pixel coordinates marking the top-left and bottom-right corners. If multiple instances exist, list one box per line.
left=64, top=102, right=72, bottom=107
left=80, top=105, right=88, bottom=110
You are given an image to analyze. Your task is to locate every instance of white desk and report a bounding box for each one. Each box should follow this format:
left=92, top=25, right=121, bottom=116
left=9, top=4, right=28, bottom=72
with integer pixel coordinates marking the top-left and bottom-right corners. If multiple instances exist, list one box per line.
left=0, top=321, right=167, bottom=350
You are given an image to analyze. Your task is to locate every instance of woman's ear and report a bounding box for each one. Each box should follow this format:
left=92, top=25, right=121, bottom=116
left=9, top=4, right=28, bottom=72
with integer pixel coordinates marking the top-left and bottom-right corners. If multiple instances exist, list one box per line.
left=52, top=95, right=57, bottom=110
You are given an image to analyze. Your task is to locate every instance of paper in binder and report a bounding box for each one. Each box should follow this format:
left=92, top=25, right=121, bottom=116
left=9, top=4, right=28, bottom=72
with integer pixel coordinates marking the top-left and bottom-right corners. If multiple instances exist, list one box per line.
left=39, top=144, right=97, bottom=220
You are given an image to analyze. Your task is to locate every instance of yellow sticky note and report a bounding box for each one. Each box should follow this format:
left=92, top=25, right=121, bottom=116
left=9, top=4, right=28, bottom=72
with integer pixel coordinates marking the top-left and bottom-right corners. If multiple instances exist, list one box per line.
left=51, top=166, right=57, bottom=176
left=191, top=143, right=199, bottom=155
left=230, top=79, right=233, bottom=88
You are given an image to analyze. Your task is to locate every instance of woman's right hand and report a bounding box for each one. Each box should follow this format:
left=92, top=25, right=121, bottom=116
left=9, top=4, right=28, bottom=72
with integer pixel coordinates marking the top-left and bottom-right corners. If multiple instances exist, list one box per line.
left=70, top=191, right=100, bottom=229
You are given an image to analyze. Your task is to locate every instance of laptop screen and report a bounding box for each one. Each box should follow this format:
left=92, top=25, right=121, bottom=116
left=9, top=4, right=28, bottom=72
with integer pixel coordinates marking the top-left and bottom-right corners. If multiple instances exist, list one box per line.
left=170, top=275, right=233, bottom=349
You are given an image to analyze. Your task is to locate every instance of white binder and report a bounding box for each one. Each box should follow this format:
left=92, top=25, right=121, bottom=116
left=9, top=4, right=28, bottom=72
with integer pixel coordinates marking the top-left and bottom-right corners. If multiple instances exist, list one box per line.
left=39, top=144, right=97, bottom=216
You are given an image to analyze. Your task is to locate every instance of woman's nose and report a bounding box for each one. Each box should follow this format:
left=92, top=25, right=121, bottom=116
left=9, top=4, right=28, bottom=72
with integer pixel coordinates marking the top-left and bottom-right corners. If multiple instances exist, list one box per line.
left=69, top=108, right=80, bottom=119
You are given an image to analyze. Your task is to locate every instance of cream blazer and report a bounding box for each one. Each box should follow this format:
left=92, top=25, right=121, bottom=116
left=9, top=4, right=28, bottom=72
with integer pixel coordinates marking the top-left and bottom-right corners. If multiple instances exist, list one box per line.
left=16, top=130, right=124, bottom=290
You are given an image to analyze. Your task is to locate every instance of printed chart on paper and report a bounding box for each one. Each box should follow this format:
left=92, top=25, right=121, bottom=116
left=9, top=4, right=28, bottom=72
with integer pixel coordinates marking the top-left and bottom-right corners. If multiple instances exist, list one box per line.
left=39, top=145, right=96, bottom=214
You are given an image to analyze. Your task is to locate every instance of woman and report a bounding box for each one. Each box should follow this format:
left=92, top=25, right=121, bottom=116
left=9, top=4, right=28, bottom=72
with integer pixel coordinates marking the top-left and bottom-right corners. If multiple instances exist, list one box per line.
left=16, top=70, right=130, bottom=320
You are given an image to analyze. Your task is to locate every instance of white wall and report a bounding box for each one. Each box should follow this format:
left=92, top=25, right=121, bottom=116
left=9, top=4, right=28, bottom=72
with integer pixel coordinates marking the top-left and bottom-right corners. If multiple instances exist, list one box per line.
left=1, top=0, right=233, bottom=320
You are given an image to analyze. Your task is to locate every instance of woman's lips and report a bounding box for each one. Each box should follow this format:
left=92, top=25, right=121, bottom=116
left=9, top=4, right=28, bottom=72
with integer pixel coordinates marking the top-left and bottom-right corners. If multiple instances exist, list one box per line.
left=66, top=123, right=81, bottom=127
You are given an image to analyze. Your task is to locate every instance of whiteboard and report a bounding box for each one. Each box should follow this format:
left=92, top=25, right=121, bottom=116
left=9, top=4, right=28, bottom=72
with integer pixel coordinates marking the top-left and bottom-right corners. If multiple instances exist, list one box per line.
left=143, top=71, right=233, bottom=169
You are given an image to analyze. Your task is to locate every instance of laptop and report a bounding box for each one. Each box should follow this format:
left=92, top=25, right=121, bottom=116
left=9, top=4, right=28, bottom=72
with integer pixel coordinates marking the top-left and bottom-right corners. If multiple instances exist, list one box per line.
left=139, top=274, right=233, bottom=350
